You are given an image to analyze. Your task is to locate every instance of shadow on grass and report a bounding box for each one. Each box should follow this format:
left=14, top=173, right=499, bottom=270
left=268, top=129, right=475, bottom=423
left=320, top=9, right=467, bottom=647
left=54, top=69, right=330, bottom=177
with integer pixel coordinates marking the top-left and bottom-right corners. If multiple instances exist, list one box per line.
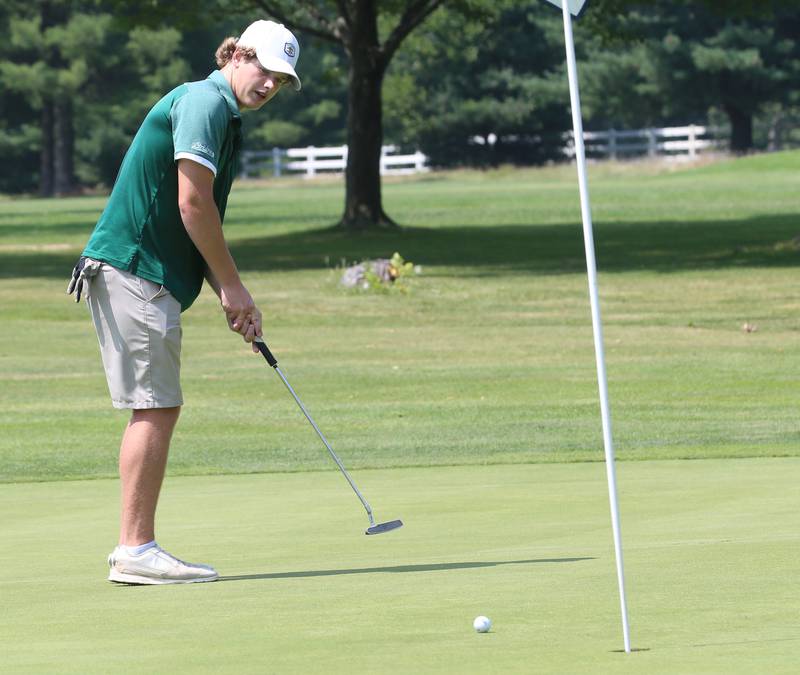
left=611, top=648, right=651, bottom=653
left=217, top=557, right=593, bottom=582
left=1, top=214, right=798, bottom=279
left=689, top=637, right=800, bottom=649
left=229, top=215, right=800, bottom=275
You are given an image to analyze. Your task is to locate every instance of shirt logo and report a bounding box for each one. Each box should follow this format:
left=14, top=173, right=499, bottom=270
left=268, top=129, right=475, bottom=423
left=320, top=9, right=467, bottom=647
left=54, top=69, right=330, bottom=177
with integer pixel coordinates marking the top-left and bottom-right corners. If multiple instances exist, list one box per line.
left=284, top=42, right=296, bottom=58
left=191, top=141, right=215, bottom=158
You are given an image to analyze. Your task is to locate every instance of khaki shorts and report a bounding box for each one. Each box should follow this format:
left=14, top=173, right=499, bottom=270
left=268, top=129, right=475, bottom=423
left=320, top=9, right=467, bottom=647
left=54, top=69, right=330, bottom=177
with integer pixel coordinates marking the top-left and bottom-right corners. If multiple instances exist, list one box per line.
left=83, top=259, right=183, bottom=409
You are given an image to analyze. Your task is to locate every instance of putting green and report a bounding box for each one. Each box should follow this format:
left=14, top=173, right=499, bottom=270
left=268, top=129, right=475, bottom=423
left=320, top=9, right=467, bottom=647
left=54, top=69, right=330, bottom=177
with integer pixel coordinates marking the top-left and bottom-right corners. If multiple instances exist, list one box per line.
left=2, top=459, right=798, bottom=673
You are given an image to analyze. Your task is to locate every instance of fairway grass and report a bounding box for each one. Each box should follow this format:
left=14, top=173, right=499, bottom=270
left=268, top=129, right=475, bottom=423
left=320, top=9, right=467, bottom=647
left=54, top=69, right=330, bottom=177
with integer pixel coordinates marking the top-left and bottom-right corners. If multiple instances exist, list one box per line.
left=2, top=155, right=798, bottom=673
left=2, top=265, right=798, bottom=481
left=1, top=153, right=800, bottom=481
left=1, top=459, right=798, bottom=673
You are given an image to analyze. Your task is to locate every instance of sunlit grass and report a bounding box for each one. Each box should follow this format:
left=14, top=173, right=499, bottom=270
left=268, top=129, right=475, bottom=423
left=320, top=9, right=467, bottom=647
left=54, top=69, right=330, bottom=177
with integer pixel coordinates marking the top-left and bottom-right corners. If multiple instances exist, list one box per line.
left=1, top=153, right=798, bottom=482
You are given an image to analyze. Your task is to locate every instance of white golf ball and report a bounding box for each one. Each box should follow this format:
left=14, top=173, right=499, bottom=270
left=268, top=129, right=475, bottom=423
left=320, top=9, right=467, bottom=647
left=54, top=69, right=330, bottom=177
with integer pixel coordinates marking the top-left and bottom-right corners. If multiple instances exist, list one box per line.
left=473, top=615, right=492, bottom=633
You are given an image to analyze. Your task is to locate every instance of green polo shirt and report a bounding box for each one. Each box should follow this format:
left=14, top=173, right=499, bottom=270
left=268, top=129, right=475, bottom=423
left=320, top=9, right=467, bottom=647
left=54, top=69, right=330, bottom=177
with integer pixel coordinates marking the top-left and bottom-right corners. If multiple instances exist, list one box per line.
left=83, top=70, right=242, bottom=311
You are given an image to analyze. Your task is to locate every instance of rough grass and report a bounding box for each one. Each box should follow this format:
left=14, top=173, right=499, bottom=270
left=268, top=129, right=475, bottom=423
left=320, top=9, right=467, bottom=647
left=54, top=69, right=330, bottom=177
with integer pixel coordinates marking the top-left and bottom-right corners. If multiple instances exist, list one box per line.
left=1, top=153, right=799, bottom=482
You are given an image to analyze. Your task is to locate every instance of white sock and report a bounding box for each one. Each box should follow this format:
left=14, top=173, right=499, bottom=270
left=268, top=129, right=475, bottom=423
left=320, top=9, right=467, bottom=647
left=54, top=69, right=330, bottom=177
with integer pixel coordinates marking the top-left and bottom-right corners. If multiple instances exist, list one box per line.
left=121, top=540, right=157, bottom=556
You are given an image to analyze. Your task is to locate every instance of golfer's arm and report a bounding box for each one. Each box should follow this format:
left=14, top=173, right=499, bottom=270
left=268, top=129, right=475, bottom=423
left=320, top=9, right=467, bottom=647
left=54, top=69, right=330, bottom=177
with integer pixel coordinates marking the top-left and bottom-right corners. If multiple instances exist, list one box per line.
left=177, top=159, right=240, bottom=289
left=204, top=265, right=222, bottom=299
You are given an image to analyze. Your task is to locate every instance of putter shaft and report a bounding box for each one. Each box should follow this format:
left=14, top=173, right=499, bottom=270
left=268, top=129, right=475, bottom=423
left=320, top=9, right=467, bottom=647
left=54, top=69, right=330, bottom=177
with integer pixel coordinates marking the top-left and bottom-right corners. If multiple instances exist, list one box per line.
left=254, top=338, right=403, bottom=535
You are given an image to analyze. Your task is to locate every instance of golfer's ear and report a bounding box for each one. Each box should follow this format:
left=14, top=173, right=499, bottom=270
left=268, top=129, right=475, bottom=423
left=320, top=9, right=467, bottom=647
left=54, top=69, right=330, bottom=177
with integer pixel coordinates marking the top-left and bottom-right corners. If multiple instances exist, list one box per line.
left=177, top=159, right=214, bottom=203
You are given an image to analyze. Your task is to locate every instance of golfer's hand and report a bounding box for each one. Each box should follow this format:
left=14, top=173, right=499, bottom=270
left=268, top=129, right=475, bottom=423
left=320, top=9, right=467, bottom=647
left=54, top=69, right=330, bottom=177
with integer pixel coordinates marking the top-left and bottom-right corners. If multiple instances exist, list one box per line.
left=220, top=283, right=263, bottom=349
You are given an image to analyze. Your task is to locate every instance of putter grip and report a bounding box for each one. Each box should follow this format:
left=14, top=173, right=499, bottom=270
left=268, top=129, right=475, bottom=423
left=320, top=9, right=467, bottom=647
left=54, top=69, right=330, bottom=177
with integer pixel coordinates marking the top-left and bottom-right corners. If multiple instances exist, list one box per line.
left=255, top=340, right=278, bottom=367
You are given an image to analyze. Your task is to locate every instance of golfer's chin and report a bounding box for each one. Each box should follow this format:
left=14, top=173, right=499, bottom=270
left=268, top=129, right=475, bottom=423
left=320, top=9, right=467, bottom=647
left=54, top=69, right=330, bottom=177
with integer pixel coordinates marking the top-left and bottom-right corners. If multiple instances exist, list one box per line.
left=242, top=92, right=270, bottom=110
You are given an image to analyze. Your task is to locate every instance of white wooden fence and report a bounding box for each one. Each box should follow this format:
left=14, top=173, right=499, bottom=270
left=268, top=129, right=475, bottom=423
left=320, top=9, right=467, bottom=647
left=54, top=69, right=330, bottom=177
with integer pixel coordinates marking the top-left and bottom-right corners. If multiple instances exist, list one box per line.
left=564, top=124, right=722, bottom=160
left=239, top=144, right=429, bottom=179
left=239, top=125, right=723, bottom=178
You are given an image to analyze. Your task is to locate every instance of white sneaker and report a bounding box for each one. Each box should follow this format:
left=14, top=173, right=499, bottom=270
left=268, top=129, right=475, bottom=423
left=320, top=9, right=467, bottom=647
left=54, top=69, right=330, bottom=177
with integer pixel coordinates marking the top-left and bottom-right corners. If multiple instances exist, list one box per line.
left=107, top=545, right=219, bottom=585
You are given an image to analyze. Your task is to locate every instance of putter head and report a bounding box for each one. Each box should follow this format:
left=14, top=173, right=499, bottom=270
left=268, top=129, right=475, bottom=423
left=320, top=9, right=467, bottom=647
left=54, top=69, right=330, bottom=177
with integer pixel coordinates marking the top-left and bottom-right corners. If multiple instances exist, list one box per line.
left=365, top=519, right=403, bottom=535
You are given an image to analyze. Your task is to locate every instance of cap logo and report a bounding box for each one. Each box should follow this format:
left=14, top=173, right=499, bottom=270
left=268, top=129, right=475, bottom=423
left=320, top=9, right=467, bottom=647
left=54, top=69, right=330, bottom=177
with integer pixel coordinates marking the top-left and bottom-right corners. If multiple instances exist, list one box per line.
left=284, top=42, right=296, bottom=58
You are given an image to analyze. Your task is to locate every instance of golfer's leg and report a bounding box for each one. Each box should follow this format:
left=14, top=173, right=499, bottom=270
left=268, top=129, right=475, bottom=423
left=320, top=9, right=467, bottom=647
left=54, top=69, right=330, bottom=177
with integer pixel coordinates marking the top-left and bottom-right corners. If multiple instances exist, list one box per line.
left=119, top=406, right=181, bottom=546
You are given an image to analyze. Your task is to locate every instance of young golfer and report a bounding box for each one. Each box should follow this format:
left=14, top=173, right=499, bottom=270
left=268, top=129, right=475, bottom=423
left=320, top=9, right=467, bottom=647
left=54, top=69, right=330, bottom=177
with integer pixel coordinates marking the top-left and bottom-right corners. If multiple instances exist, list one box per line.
left=68, top=20, right=301, bottom=584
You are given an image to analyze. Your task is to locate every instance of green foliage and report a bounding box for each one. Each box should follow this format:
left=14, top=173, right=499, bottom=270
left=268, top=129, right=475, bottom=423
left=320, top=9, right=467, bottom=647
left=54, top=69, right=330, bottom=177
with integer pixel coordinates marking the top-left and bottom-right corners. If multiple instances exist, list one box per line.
left=2, top=0, right=800, bottom=192
left=0, top=3, right=195, bottom=190
left=126, top=27, right=191, bottom=99
left=251, top=120, right=307, bottom=148
left=243, top=39, right=348, bottom=151
left=576, top=1, right=800, bottom=149
left=359, top=252, right=417, bottom=294
left=0, top=122, right=39, bottom=193
left=384, top=0, right=800, bottom=159
left=385, top=1, right=569, bottom=166
left=0, top=10, right=44, bottom=191
left=72, top=25, right=190, bottom=186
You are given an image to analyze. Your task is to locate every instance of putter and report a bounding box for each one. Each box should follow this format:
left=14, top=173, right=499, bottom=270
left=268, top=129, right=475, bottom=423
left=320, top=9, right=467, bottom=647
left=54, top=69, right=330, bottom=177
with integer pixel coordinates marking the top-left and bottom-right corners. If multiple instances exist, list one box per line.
left=254, top=337, right=403, bottom=536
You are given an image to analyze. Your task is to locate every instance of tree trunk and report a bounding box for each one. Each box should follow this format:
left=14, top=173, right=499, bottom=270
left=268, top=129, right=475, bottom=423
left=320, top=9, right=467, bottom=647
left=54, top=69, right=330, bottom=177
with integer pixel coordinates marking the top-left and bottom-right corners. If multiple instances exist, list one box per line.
left=39, top=102, right=55, bottom=197
left=40, top=0, right=76, bottom=196
left=53, top=97, right=77, bottom=195
left=338, top=0, right=396, bottom=230
left=724, top=103, right=753, bottom=154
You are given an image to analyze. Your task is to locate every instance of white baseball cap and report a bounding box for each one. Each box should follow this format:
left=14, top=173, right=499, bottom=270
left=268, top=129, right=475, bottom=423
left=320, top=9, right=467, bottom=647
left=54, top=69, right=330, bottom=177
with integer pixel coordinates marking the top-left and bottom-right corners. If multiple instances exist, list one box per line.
left=238, top=20, right=301, bottom=91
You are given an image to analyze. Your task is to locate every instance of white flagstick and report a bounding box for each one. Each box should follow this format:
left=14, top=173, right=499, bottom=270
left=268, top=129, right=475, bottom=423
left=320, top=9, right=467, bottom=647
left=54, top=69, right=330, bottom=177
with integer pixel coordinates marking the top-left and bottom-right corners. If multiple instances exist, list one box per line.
left=560, top=1, right=631, bottom=653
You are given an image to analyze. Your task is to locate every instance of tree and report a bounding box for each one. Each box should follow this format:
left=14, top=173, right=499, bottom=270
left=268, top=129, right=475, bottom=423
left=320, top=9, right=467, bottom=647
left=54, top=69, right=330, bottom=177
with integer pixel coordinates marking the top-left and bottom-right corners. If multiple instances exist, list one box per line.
left=94, top=1, right=351, bottom=153
left=687, top=18, right=800, bottom=152
left=0, top=2, right=39, bottom=193
left=244, top=36, right=349, bottom=151
left=245, top=0, right=456, bottom=230
left=579, top=0, right=800, bottom=153
left=1, top=1, right=81, bottom=196
left=0, top=1, right=192, bottom=195
left=93, top=0, right=447, bottom=228
left=75, top=24, right=190, bottom=186
left=384, top=1, right=569, bottom=168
